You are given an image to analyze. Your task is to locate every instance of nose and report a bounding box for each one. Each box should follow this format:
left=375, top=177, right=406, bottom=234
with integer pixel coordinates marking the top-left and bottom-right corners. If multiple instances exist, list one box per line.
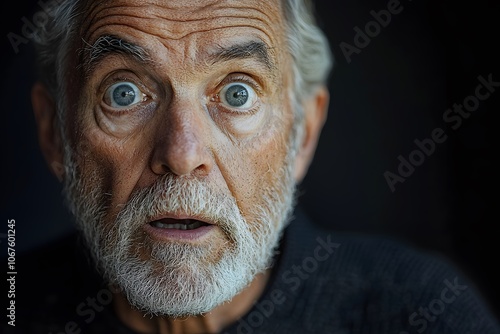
left=150, top=102, right=213, bottom=177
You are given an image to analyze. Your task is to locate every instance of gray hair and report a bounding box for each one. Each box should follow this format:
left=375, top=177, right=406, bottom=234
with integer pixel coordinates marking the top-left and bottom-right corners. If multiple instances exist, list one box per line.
left=33, top=0, right=333, bottom=139
left=282, top=0, right=333, bottom=99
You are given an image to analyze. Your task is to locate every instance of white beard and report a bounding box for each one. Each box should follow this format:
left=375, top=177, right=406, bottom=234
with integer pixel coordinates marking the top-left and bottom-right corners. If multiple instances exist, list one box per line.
left=62, top=143, right=297, bottom=317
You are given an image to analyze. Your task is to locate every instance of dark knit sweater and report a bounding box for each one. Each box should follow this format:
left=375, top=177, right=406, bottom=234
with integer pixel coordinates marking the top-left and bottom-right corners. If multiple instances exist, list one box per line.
left=3, top=208, right=500, bottom=333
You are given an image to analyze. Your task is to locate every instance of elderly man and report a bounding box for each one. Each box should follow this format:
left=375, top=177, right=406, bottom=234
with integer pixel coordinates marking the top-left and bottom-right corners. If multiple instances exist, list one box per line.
left=5, top=0, right=500, bottom=333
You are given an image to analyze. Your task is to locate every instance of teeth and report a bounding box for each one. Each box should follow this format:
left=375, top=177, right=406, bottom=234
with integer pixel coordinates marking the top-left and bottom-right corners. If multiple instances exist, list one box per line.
left=152, top=220, right=205, bottom=230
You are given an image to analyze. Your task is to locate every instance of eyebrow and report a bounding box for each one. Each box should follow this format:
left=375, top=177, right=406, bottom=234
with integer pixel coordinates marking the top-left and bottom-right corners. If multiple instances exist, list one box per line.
left=208, top=41, right=276, bottom=71
left=80, top=35, right=151, bottom=75
left=79, top=36, right=275, bottom=76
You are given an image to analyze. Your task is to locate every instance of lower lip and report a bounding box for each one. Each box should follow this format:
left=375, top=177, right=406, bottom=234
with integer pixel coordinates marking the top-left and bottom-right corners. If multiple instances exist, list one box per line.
left=143, top=223, right=215, bottom=242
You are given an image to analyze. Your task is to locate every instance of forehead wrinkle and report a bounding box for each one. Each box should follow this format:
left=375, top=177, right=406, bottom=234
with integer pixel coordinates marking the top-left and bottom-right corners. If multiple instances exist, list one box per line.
left=80, top=2, right=144, bottom=39
left=85, top=17, right=278, bottom=45
left=80, top=1, right=283, bottom=47
left=150, top=5, right=276, bottom=24
left=82, top=0, right=277, bottom=24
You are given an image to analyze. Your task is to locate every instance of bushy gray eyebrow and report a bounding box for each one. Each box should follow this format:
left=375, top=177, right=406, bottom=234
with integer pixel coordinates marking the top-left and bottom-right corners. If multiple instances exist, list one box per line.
left=208, top=41, right=276, bottom=71
left=80, top=35, right=151, bottom=75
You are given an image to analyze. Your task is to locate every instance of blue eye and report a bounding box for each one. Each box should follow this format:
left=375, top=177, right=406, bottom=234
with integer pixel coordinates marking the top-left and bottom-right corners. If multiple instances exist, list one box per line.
left=220, top=83, right=256, bottom=109
left=104, top=82, right=144, bottom=108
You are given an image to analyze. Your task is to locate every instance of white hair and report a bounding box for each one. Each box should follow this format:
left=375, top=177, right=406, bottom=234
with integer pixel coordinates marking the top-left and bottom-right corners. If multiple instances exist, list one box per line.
left=282, top=0, right=333, bottom=99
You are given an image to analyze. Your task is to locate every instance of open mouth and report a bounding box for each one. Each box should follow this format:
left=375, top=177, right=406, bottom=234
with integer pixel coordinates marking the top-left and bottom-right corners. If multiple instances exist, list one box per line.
left=149, top=218, right=211, bottom=231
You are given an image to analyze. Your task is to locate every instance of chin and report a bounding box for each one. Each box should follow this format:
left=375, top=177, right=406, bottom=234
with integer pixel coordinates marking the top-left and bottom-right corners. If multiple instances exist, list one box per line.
left=110, top=231, right=277, bottom=317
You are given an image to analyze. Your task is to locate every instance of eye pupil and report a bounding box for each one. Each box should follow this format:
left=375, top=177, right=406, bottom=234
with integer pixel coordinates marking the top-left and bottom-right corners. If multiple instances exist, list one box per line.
left=225, top=84, right=249, bottom=107
left=113, top=84, right=137, bottom=106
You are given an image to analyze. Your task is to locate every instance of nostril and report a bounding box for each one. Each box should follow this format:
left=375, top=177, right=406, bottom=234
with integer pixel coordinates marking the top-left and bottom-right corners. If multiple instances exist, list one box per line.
left=151, top=144, right=213, bottom=177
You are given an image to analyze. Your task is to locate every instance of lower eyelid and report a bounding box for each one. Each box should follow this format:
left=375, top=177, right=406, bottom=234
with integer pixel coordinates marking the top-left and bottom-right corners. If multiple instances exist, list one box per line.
left=217, top=100, right=260, bottom=116
left=100, top=99, right=154, bottom=116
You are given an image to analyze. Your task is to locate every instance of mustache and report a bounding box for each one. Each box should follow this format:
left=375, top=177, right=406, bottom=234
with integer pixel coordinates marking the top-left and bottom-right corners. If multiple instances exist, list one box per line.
left=114, top=173, right=243, bottom=235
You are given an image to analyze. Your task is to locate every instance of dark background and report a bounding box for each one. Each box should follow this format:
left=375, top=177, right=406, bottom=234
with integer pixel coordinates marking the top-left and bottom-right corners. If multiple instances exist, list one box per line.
left=1, top=0, right=499, bottom=319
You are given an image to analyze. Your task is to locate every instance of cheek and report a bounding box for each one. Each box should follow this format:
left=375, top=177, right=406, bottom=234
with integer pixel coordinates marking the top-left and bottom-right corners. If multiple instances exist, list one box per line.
left=69, top=90, right=154, bottom=219
left=219, top=117, right=291, bottom=221
left=74, top=128, right=150, bottom=221
left=216, top=89, right=295, bottom=221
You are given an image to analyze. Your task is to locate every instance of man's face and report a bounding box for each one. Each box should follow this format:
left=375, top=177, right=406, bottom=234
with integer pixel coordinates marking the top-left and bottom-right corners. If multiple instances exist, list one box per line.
left=62, top=0, right=299, bottom=316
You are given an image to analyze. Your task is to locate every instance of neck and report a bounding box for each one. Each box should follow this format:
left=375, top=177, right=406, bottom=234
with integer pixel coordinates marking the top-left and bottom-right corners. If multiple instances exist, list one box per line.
left=112, top=270, right=271, bottom=334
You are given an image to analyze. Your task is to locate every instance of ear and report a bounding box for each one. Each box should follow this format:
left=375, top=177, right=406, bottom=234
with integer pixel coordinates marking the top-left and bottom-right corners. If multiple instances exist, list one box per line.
left=32, top=82, right=65, bottom=182
left=293, top=85, right=329, bottom=182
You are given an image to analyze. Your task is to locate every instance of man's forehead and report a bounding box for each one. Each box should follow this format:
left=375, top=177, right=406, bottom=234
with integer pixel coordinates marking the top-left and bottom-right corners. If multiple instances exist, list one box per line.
left=80, top=0, right=286, bottom=45
left=76, top=0, right=287, bottom=78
